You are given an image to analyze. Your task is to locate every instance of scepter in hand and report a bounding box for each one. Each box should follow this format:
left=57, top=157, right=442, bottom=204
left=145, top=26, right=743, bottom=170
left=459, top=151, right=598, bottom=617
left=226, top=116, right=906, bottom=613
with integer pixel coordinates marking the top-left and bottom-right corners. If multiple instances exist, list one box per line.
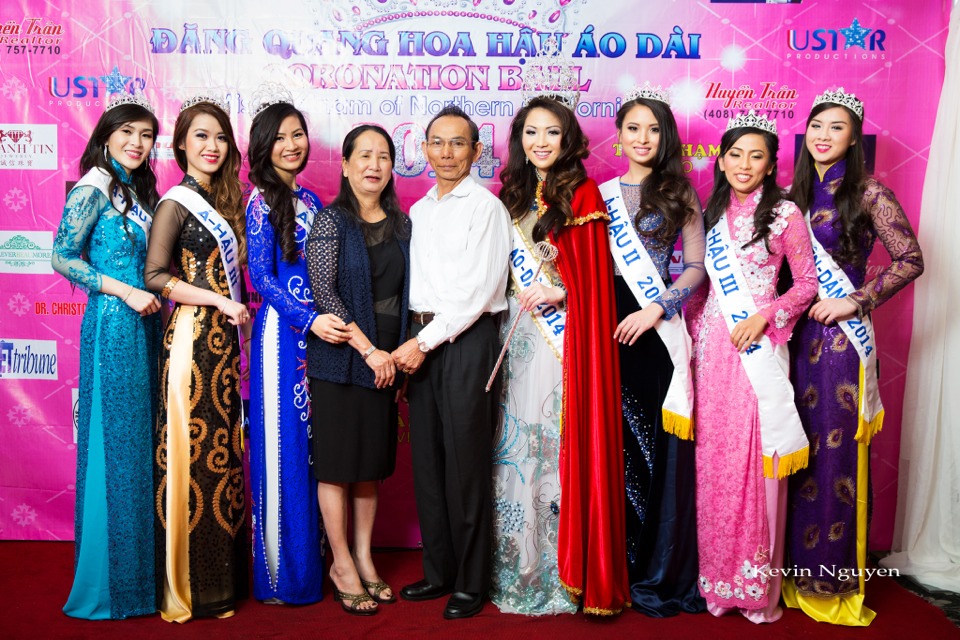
left=485, top=241, right=559, bottom=392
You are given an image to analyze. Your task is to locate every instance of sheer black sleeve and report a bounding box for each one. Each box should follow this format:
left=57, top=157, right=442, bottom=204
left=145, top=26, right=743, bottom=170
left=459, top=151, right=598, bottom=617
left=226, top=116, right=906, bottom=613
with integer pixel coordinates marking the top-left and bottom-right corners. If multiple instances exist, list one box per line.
left=305, top=208, right=353, bottom=323
left=144, top=199, right=189, bottom=292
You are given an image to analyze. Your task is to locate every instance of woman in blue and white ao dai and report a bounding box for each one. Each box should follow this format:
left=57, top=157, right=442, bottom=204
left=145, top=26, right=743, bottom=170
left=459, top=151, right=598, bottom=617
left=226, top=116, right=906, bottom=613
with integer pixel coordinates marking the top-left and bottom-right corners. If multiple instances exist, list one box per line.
left=246, top=185, right=325, bottom=603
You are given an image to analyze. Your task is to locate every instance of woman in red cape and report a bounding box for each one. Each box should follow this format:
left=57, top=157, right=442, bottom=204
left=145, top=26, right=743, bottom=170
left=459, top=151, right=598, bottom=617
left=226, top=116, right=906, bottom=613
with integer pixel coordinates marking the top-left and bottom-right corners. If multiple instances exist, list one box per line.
left=498, top=96, right=628, bottom=615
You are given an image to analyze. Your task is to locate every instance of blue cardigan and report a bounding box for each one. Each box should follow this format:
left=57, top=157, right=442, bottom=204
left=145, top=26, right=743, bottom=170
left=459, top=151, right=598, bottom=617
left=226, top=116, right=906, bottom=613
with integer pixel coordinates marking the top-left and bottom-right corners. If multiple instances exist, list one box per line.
left=305, top=206, right=410, bottom=389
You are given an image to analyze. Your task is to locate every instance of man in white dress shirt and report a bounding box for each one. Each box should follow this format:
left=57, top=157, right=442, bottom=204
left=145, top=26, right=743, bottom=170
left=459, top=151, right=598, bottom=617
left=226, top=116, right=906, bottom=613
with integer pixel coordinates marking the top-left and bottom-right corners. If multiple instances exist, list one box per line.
left=393, top=105, right=510, bottom=619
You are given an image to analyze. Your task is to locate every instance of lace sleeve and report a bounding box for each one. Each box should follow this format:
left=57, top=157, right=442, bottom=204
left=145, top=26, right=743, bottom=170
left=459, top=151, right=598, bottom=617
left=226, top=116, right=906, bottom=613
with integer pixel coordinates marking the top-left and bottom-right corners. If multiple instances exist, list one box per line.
left=144, top=199, right=187, bottom=292
left=246, top=194, right=317, bottom=333
left=51, top=186, right=110, bottom=293
left=847, top=180, right=924, bottom=315
left=305, top=208, right=353, bottom=323
left=758, top=203, right=818, bottom=344
left=655, top=197, right=706, bottom=320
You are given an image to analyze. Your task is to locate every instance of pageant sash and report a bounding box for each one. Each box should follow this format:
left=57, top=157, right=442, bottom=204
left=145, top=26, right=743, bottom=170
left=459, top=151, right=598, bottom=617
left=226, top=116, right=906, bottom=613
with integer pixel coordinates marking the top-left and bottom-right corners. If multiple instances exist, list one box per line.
left=75, top=167, right=152, bottom=240
left=161, top=185, right=242, bottom=304
left=161, top=185, right=245, bottom=428
left=705, top=212, right=808, bottom=478
left=248, top=186, right=316, bottom=237
left=294, top=189, right=316, bottom=235
left=509, top=222, right=566, bottom=360
left=599, top=179, right=695, bottom=440
left=805, top=213, right=884, bottom=444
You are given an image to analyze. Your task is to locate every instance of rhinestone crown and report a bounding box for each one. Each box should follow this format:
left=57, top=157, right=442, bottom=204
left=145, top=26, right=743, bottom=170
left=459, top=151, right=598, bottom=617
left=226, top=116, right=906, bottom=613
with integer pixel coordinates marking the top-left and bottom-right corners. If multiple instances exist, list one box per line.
left=726, top=110, right=777, bottom=135
left=624, top=82, right=670, bottom=106
left=180, top=93, right=229, bottom=114
left=812, top=87, right=864, bottom=120
left=520, top=37, right=581, bottom=109
left=249, top=82, right=296, bottom=118
left=105, top=90, right=155, bottom=114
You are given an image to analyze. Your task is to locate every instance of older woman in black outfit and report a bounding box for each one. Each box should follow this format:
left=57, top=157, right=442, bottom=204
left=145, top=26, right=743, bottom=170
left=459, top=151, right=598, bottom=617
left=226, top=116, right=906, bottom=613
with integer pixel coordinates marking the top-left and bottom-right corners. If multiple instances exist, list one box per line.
left=305, top=124, right=410, bottom=616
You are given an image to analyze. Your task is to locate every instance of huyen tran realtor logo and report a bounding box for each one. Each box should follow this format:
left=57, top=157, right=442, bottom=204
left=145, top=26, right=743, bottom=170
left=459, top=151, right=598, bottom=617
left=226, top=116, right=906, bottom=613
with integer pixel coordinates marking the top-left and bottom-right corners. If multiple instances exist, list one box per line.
left=0, top=339, right=58, bottom=380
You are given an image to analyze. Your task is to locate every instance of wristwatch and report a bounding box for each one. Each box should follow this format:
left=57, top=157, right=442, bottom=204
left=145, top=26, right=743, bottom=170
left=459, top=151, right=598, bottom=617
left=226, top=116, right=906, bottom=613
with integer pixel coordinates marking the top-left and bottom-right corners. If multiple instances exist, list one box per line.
left=416, top=335, right=430, bottom=353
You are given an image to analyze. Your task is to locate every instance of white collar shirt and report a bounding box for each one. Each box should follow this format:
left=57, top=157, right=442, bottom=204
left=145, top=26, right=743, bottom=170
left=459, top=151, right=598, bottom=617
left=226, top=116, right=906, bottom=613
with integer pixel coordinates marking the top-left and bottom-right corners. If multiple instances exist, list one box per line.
left=409, top=175, right=511, bottom=350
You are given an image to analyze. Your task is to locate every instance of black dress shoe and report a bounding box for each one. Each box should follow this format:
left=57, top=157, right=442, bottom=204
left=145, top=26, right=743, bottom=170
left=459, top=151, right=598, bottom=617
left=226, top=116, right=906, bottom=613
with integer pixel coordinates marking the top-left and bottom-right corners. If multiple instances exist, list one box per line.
left=443, top=592, right=483, bottom=619
left=399, top=579, right=451, bottom=601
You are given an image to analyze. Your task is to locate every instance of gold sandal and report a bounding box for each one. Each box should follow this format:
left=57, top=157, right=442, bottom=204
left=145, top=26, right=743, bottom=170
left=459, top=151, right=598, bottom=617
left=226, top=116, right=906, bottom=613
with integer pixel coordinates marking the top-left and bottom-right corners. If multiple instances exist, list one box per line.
left=362, top=578, right=397, bottom=604
left=333, top=586, right=379, bottom=616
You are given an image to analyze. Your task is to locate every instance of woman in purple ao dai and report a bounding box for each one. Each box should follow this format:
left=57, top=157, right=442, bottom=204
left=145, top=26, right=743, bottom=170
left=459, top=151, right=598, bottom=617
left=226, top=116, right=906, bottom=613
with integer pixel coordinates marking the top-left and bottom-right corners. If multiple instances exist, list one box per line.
left=782, top=89, right=923, bottom=626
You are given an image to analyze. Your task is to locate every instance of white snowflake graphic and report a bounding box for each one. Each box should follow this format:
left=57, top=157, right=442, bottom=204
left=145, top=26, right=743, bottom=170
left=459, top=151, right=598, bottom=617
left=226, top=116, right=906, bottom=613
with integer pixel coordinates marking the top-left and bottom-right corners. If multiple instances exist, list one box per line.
left=1, top=77, right=27, bottom=102
left=3, top=187, right=28, bottom=212
left=7, top=405, right=30, bottom=427
left=11, top=503, right=37, bottom=527
left=7, top=293, right=29, bottom=317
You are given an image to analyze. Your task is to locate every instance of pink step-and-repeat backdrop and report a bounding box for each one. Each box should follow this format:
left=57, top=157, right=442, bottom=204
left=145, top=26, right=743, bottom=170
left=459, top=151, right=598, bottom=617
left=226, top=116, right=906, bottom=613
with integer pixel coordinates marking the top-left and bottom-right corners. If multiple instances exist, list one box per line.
left=0, top=0, right=949, bottom=549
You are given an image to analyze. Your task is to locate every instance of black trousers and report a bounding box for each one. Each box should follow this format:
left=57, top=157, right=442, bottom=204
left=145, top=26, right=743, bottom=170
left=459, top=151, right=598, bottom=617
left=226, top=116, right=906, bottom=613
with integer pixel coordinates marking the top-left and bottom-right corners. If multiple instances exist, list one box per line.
left=407, top=315, right=498, bottom=594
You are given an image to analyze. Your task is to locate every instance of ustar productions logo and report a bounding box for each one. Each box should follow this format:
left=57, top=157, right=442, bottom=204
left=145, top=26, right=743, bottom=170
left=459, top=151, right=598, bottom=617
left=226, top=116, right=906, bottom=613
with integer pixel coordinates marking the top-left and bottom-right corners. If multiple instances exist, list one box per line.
left=0, top=231, right=53, bottom=274
left=0, top=339, right=58, bottom=380
left=0, top=124, right=57, bottom=169
left=787, top=17, right=887, bottom=60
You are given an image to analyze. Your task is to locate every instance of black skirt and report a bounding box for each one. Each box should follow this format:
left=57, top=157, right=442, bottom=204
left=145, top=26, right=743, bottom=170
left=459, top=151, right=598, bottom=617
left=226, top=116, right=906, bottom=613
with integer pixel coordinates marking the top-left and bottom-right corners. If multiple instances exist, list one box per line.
left=310, top=374, right=398, bottom=483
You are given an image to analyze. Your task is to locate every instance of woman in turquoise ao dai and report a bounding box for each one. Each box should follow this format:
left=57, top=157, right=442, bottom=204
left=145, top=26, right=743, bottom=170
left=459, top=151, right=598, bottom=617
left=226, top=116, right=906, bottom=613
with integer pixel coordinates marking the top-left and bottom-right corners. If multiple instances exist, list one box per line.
left=53, top=97, right=162, bottom=619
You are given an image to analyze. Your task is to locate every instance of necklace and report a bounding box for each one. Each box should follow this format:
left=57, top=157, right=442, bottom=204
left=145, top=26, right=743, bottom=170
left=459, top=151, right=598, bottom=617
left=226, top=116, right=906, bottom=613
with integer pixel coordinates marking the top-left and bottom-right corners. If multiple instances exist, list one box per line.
left=534, top=180, right=548, bottom=219
left=192, top=175, right=212, bottom=193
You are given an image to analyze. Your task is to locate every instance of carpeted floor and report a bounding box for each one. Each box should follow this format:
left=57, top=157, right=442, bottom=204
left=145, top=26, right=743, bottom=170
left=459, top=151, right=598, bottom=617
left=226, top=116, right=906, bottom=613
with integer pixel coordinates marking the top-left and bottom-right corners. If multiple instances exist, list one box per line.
left=1, top=541, right=958, bottom=639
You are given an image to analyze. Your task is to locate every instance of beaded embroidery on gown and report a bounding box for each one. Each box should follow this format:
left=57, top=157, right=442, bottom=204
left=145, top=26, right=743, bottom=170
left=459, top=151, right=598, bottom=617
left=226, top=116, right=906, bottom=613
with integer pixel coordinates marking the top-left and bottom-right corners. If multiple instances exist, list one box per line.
left=491, top=208, right=576, bottom=616
left=54, top=163, right=160, bottom=619
left=146, top=177, right=246, bottom=622
left=246, top=186, right=324, bottom=604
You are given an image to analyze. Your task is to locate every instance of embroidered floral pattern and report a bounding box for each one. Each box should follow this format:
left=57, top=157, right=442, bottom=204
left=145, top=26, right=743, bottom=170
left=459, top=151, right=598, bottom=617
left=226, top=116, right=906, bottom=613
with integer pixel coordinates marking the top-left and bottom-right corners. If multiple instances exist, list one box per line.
left=688, top=187, right=817, bottom=613
left=774, top=308, right=789, bottom=329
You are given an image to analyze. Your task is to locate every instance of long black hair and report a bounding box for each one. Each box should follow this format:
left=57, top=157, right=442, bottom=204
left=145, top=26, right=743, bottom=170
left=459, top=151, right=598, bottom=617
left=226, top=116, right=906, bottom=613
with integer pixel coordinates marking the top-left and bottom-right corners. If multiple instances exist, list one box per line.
left=79, top=103, right=160, bottom=212
left=247, top=102, right=310, bottom=263
left=615, top=97, right=697, bottom=246
left=329, top=124, right=408, bottom=240
left=704, top=127, right=783, bottom=250
left=788, top=102, right=871, bottom=267
left=499, top=96, right=588, bottom=242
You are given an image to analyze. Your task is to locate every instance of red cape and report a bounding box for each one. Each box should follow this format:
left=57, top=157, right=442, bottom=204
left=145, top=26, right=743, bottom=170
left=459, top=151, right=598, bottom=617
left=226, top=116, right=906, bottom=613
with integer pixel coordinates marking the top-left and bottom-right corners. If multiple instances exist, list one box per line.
left=551, top=178, right=629, bottom=615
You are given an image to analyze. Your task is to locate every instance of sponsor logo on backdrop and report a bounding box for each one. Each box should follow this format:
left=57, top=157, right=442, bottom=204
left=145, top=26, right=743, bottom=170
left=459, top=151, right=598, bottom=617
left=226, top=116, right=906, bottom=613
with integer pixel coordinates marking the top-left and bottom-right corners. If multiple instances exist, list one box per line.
left=0, top=124, right=57, bottom=170
left=787, top=17, right=887, bottom=60
left=0, top=231, right=53, bottom=274
left=0, top=339, right=58, bottom=380
left=0, top=16, right=65, bottom=50
left=47, top=65, right=146, bottom=108
left=703, top=82, right=799, bottom=118
left=33, top=300, right=87, bottom=316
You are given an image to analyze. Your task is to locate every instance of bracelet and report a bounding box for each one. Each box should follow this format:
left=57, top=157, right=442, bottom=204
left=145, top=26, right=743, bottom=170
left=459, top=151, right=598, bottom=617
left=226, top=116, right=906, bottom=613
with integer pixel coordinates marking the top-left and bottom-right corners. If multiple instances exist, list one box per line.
left=361, top=345, right=377, bottom=360
left=160, top=276, right=180, bottom=299
left=122, top=285, right=134, bottom=302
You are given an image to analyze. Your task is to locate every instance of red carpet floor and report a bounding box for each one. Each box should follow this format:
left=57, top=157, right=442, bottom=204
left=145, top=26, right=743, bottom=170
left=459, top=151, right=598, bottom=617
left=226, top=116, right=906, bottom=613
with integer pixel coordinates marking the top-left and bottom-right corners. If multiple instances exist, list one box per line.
left=1, top=541, right=957, bottom=639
